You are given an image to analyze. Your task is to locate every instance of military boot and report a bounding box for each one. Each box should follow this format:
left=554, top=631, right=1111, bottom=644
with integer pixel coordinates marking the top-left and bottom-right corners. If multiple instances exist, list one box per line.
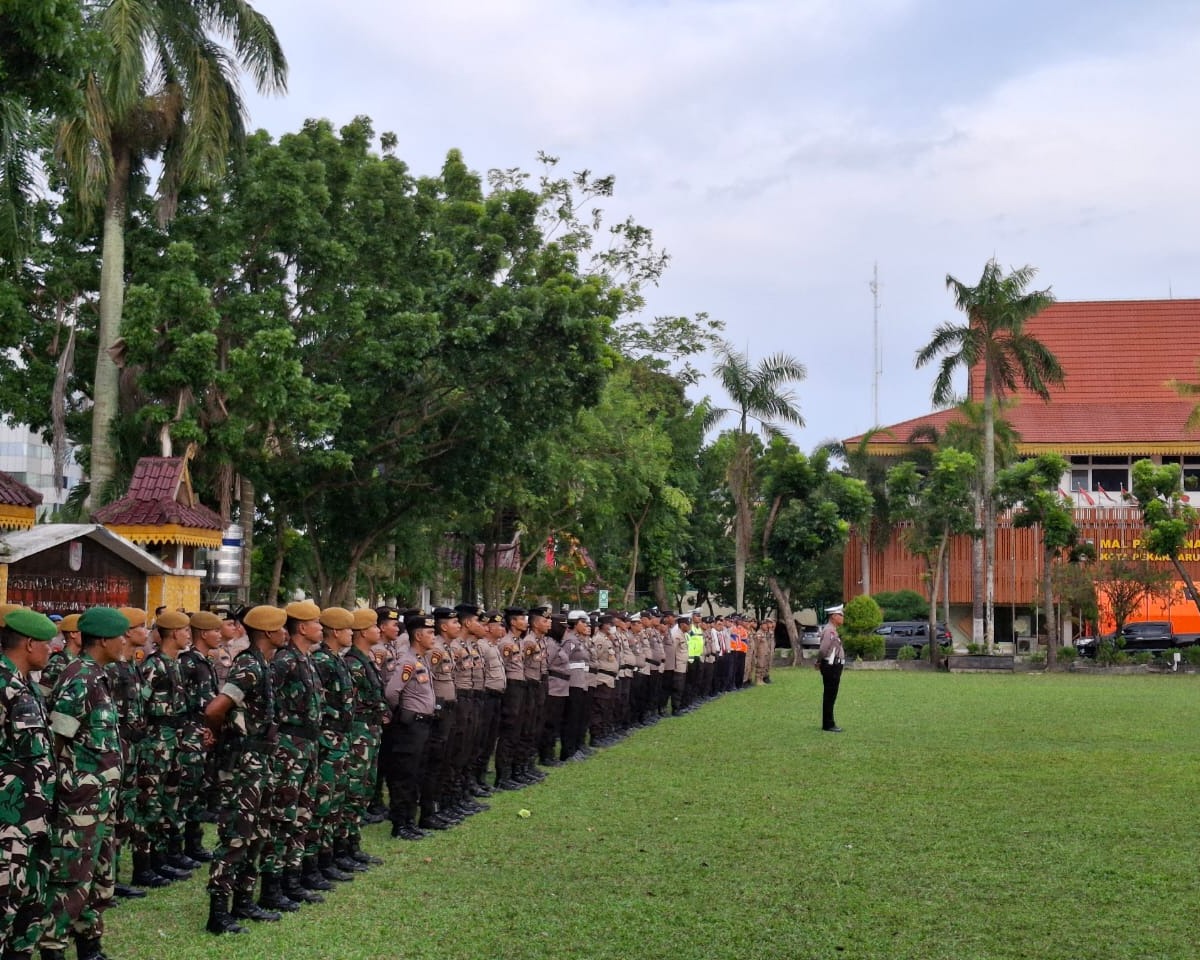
left=184, top=821, right=213, bottom=862
left=257, top=874, right=300, bottom=913
left=130, top=850, right=170, bottom=888
left=334, top=840, right=368, bottom=873
left=318, top=850, right=353, bottom=883
left=232, top=892, right=281, bottom=922
left=206, top=894, right=247, bottom=935
left=282, top=870, right=324, bottom=904
left=301, top=855, right=333, bottom=891
left=349, top=836, right=383, bottom=865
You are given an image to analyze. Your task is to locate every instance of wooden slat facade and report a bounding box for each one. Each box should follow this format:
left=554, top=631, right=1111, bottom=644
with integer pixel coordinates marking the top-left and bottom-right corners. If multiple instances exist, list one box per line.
left=845, top=507, right=1200, bottom=605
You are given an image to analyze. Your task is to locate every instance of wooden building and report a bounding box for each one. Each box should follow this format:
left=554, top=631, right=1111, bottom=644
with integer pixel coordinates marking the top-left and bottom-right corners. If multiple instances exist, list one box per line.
left=845, top=299, right=1200, bottom=641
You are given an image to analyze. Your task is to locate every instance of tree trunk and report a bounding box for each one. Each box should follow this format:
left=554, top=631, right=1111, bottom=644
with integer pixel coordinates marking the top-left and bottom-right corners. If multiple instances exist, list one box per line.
left=86, top=149, right=132, bottom=509
left=971, top=490, right=984, bottom=645
left=859, top=530, right=871, bottom=596
left=624, top=504, right=649, bottom=608
left=652, top=574, right=669, bottom=612
left=983, top=372, right=996, bottom=653
left=928, top=535, right=947, bottom=665
left=1170, top=556, right=1200, bottom=617
left=269, top=523, right=286, bottom=604
left=238, top=475, right=254, bottom=604
left=729, top=437, right=754, bottom=613
left=385, top=542, right=397, bottom=606
left=1043, top=543, right=1057, bottom=668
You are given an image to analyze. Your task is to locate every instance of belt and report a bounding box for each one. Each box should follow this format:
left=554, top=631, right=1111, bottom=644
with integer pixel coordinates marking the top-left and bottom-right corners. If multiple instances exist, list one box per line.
left=486, top=689, right=504, bottom=698
left=145, top=716, right=183, bottom=728
left=278, top=723, right=319, bottom=740
left=600, top=669, right=617, bottom=677
left=324, top=720, right=350, bottom=734
left=550, top=670, right=571, bottom=681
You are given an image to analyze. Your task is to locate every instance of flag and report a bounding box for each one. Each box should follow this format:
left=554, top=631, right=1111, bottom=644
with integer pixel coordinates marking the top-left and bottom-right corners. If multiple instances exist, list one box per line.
left=544, top=536, right=556, bottom=568
left=1121, top=484, right=1137, bottom=504
left=1097, top=483, right=1116, bottom=503
left=1078, top=488, right=1095, bottom=506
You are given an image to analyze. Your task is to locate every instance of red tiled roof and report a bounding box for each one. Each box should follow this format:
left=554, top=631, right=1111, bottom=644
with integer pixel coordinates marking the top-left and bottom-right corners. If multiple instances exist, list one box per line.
left=91, top=456, right=222, bottom=530
left=852, top=299, right=1200, bottom=452
left=0, top=469, right=43, bottom=507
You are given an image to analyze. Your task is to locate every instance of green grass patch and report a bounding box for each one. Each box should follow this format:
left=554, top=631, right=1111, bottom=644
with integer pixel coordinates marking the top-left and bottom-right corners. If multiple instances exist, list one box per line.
left=105, top=670, right=1200, bottom=959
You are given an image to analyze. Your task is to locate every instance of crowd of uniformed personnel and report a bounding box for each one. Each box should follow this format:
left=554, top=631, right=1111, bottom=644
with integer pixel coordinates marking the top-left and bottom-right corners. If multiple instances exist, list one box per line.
left=0, top=598, right=778, bottom=959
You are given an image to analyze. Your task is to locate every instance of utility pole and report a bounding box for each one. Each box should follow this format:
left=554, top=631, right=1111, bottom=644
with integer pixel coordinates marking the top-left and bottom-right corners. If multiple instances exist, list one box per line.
left=869, top=262, right=882, bottom=426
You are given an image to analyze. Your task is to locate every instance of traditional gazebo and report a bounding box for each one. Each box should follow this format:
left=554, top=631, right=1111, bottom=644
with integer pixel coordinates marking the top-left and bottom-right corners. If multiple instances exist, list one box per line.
left=91, top=453, right=223, bottom=610
left=0, top=470, right=43, bottom=531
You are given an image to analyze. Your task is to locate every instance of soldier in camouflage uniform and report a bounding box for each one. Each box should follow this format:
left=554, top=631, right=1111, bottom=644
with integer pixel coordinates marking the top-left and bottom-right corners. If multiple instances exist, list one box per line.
left=309, top=608, right=360, bottom=882
left=138, top=610, right=195, bottom=882
left=179, top=611, right=223, bottom=863
left=264, top=600, right=327, bottom=905
left=343, top=609, right=387, bottom=858
left=43, top=606, right=129, bottom=960
left=35, top=614, right=79, bottom=700
left=105, top=609, right=153, bottom=898
left=0, top=609, right=56, bottom=960
left=204, top=605, right=287, bottom=934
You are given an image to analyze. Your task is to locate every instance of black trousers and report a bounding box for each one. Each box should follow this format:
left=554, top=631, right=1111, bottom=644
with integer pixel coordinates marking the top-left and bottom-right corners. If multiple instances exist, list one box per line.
left=820, top=662, right=843, bottom=729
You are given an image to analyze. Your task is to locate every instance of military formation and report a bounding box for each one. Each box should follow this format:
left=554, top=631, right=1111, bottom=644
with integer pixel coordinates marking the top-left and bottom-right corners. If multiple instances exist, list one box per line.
left=0, top=599, right=778, bottom=959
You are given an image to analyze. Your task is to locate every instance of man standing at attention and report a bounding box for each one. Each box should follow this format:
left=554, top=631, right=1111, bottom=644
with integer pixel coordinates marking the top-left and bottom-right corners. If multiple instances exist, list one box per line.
left=816, top=604, right=845, bottom=733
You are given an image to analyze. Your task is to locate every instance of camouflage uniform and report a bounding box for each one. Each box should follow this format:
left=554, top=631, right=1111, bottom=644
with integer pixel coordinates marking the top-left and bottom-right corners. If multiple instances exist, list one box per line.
left=36, top=648, right=76, bottom=699
left=44, top=655, right=123, bottom=953
left=103, top=656, right=150, bottom=883
left=343, top=646, right=388, bottom=840
left=263, top=643, right=322, bottom=880
left=207, top=646, right=276, bottom=900
left=0, top=653, right=55, bottom=957
left=138, top=648, right=187, bottom=843
left=178, top=647, right=219, bottom=840
left=309, top=643, right=354, bottom=861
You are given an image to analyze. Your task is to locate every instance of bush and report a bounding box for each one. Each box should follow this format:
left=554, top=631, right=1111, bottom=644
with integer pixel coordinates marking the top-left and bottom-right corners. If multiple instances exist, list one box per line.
left=1058, top=645, right=1078, bottom=663
left=966, top=642, right=983, bottom=655
left=1028, top=651, right=1046, bottom=665
left=1183, top=646, right=1200, bottom=666
left=1133, top=651, right=1153, bottom=665
left=844, top=632, right=885, bottom=661
left=896, top=644, right=917, bottom=661
left=1112, top=651, right=1131, bottom=665
left=871, top=590, right=929, bottom=622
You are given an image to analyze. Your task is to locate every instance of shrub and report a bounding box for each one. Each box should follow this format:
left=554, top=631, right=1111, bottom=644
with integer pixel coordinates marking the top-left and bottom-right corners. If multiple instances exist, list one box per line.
left=844, top=632, right=885, bottom=661
left=1058, top=645, right=1078, bottom=663
left=1028, top=651, right=1046, bottom=665
left=896, top=644, right=917, bottom=661
left=1133, top=651, right=1153, bottom=665
left=1183, top=645, right=1200, bottom=666
left=871, top=590, right=929, bottom=621
left=1112, top=651, right=1131, bottom=665
left=966, top=642, right=983, bottom=655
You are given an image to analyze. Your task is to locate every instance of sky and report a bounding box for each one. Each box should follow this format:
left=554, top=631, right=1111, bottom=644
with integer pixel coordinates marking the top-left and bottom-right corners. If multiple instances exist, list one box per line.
left=241, top=0, right=1200, bottom=451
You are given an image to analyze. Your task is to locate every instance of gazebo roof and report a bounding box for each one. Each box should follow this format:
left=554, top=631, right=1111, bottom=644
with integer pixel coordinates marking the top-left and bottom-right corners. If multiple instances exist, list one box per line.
left=92, top=456, right=223, bottom=546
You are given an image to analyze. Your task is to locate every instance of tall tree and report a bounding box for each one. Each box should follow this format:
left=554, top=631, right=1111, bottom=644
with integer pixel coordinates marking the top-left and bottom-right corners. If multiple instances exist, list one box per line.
left=995, top=454, right=1078, bottom=667
left=888, top=448, right=979, bottom=663
left=56, top=0, right=287, bottom=506
left=1129, top=459, right=1200, bottom=617
left=821, top=427, right=893, bottom=596
left=916, top=259, right=1063, bottom=651
left=711, top=342, right=805, bottom=613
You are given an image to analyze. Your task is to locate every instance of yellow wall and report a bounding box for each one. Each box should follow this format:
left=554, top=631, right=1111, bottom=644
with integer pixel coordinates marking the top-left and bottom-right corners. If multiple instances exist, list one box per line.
left=146, top=574, right=202, bottom=613
left=0, top=564, right=7, bottom=604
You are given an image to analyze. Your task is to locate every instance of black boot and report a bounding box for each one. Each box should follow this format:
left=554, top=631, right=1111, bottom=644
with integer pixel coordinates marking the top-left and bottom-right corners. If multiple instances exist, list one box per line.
left=206, top=893, right=247, bottom=935
left=131, top=850, right=170, bottom=888
left=232, top=891, right=281, bottom=922
left=38, top=951, right=66, bottom=960
left=301, top=856, right=333, bottom=891
left=334, top=841, right=368, bottom=873
left=151, top=849, right=191, bottom=882
left=350, top=836, right=383, bottom=865
left=258, top=874, right=300, bottom=913
left=114, top=880, right=147, bottom=899
left=167, top=832, right=201, bottom=871
left=283, top=869, right=324, bottom=904
left=318, top=850, right=353, bottom=882
left=184, top=821, right=213, bottom=862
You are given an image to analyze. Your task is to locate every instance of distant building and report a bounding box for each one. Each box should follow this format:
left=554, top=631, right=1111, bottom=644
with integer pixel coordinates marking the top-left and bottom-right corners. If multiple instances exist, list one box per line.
left=0, top=423, right=83, bottom=518
left=844, top=299, right=1200, bottom=640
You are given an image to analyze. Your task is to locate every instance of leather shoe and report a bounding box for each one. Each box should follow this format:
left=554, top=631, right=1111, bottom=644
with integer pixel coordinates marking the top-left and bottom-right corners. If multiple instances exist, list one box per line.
left=823, top=726, right=844, bottom=733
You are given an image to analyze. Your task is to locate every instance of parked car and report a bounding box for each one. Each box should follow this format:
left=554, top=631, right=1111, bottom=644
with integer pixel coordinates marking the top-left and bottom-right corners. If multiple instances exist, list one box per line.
left=1075, top=620, right=1192, bottom=659
left=873, top=620, right=951, bottom=658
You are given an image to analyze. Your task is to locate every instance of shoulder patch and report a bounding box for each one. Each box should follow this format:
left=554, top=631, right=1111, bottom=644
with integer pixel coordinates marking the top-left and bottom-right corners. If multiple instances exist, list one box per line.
left=401, top=664, right=414, bottom=682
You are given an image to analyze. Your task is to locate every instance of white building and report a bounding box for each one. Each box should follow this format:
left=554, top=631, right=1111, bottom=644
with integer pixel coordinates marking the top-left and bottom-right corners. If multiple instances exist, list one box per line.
left=0, top=423, right=83, bottom=518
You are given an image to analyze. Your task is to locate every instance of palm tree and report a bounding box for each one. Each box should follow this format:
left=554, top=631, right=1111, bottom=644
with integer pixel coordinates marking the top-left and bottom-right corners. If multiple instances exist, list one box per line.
left=57, top=0, right=287, bottom=506
left=712, top=341, right=806, bottom=613
left=916, top=259, right=1063, bottom=651
left=908, top=400, right=1020, bottom=639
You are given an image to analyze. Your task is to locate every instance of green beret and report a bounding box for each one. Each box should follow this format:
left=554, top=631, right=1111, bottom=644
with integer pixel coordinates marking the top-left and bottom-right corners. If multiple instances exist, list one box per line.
left=5, top=609, right=58, bottom=641
left=78, top=606, right=132, bottom=639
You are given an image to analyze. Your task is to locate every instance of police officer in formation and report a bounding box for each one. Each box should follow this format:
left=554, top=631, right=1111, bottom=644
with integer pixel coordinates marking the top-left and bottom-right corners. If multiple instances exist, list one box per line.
left=1, top=598, right=768, bottom=955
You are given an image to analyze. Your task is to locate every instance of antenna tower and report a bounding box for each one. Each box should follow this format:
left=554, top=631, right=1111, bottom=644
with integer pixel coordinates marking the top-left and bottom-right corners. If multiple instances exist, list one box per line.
left=869, top=263, right=882, bottom=425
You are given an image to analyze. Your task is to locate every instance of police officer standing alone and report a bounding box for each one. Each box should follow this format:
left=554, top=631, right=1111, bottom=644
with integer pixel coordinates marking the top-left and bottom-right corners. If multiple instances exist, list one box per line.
left=816, top=604, right=846, bottom=733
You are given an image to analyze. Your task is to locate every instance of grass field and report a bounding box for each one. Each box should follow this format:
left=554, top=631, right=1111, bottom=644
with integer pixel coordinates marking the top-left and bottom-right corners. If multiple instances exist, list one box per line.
left=104, top=669, right=1200, bottom=960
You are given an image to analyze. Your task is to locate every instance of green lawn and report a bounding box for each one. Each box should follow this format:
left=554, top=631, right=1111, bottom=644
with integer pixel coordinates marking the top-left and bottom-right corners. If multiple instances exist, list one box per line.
left=105, top=669, right=1200, bottom=959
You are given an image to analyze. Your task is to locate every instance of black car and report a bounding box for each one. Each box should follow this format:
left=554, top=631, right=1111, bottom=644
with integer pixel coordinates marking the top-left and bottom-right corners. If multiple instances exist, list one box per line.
left=1076, top=620, right=1187, bottom=658
left=873, top=621, right=951, bottom=658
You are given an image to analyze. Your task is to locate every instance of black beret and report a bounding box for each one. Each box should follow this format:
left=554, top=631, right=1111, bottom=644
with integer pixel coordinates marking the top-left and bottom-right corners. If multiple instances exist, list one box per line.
left=432, top=607, right=458, bottom=621
left=454, top=603, right=481, bottom=618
